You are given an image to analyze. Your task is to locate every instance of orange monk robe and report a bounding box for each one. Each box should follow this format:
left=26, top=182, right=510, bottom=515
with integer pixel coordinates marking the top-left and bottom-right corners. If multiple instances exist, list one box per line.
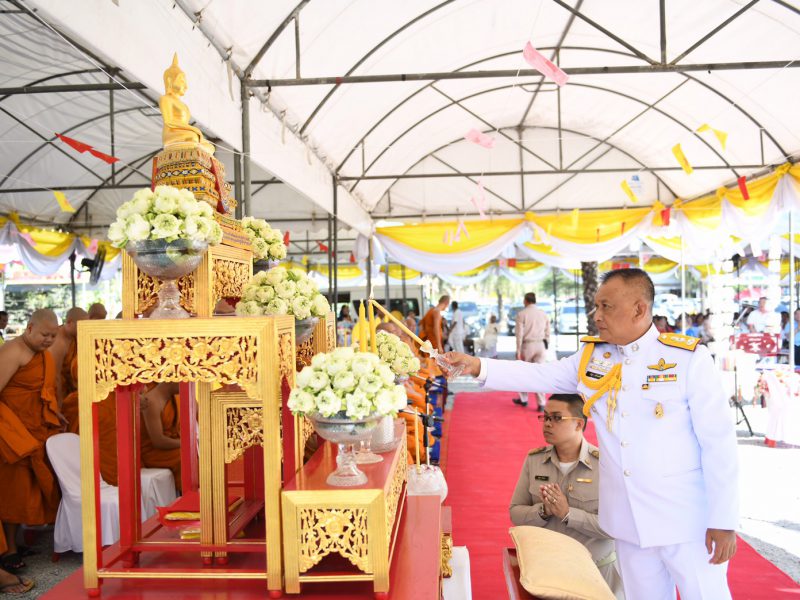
left=418, top=307, right=443, bottom=352
left=60, top=357, right=119, bottom=485
left=0, top=351, right=61, bottom=524
left=140, top=393, right=181, bottom=491
left=59, top=339, right=78, bottom=405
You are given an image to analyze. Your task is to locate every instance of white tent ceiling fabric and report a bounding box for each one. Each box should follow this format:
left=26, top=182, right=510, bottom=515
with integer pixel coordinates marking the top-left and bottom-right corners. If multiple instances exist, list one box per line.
left=1, top=0, right=799, bottom=272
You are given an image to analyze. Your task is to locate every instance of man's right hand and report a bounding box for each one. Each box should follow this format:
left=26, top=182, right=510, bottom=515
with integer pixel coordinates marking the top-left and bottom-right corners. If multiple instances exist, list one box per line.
left=441, top=352, right=481, bottom=377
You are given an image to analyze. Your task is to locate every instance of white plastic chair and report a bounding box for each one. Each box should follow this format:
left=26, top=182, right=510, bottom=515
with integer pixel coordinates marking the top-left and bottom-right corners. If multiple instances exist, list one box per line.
left=46, top=433, right=120, bottom=553
left=46, top=433, right=177, bottom=553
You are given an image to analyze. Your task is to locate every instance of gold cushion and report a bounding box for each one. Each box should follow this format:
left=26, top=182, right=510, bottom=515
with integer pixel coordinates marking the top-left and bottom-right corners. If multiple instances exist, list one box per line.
left=509, top=526, right=616, bottom=600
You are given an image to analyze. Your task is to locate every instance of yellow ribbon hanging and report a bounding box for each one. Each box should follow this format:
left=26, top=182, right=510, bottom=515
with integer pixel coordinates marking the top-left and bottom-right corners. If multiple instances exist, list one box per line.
left=578, top=343, right=623, bottom=432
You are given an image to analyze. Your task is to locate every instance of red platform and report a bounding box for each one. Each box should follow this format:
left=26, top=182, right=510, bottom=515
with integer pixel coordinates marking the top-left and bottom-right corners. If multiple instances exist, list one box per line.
left=41, top=495, right=442, bottom=599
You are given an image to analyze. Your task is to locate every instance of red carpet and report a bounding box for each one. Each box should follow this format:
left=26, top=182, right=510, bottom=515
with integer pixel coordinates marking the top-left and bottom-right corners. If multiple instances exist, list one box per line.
left=443, top=390, right=800, bottom=599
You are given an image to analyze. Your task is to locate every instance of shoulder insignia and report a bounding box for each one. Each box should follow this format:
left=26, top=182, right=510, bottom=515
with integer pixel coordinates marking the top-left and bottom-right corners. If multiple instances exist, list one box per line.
left=590, top=449, right=599, bottom=459
left=657, top=333, right=700, bottom=351
left=580, top=335, right=606, bottom=344
left=528, top=446, right=547, bottom=455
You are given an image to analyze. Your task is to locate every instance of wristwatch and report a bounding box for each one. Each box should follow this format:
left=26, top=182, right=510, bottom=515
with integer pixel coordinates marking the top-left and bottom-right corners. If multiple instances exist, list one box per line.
left=538, top=504, right=550, bottom=520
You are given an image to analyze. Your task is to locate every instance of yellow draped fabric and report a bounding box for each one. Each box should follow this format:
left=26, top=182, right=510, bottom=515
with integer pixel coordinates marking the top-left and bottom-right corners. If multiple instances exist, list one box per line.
left=525, top=207, right=652, bottom=244
left=376, top=219, right=523, bottom=254
left=0, top=214, right=120, bottom=262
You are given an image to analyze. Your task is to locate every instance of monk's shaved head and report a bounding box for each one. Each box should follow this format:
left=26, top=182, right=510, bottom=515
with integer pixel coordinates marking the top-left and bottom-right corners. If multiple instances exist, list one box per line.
left=66, top=307, right=88, bottom=323
left=88, top=303, right=107, bottom=320
left=28, top=309, right=59, bottom=327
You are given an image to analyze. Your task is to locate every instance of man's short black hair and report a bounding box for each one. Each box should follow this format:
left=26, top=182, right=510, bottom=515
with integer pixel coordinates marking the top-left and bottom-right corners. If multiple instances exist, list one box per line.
left=0, top=311, right=7, bottom=318
left=548, top=393, right=587, bottom=430
left=600, top=268, right=655, bottom=306
left=451, top=301, right=459, bottom=310
left=524, top=292, right=537, bottom=304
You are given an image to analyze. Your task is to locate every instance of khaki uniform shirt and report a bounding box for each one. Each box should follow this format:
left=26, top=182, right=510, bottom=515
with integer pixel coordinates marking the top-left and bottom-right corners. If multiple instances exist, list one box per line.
left=509, top=439, right=624, bottom=598
left=515, top=304, right=550, bottom=355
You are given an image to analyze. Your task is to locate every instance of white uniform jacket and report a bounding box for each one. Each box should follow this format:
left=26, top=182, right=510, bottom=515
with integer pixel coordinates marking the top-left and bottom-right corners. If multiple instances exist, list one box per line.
left=481, top=324, right=738, bottom=548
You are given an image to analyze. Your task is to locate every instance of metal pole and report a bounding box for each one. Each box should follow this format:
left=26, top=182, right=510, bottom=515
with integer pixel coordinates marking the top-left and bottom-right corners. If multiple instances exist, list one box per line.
left=69, top=252, right=76, bottom=308
left=327, top=213, right=332, bottom=300
left=791, top=210, right=796, bottom=368
left=574, top=270, right=579, bottom=348
left=332, top=178, right=339, bottom=310
left=401, top=264, right=408, bottom=315
left=233, top=149, right=243, bottom=220
left=681, top=237, right=687, bottom=333
left=385, top=260, right=391, bottom=309
left=109, top=78, right=116, bottom=186
left=241, top=85, right=251, bottom=216
left=552, top=267, right=558, bottom=352
left=366, top=237, right=373, bottom=299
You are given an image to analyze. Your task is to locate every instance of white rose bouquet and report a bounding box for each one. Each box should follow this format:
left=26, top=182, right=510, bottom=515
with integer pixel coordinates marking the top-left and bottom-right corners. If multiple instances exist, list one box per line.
left=288, top=347, right=408, bottom=419
left=241, top=216, right=287, bottom=262
left=107, top=185, right=223, bottom=249
left=376, top=331, right=421, bottom=378
left=236, top=266, right=330, bottom=319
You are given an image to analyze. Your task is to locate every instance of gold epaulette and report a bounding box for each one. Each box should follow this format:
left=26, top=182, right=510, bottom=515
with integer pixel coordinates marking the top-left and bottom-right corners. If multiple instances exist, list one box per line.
left=580, top=336, right=606, bottom=344
left=528, top=447, right=547, bottom=455
left=590, top=449, right=599, bottom=459
left=657, top=333, right=700, bottom=351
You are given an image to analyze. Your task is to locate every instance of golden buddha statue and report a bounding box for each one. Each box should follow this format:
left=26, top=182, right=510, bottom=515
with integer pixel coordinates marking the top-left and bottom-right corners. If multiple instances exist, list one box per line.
left=159, top=54, right=215, bottom=155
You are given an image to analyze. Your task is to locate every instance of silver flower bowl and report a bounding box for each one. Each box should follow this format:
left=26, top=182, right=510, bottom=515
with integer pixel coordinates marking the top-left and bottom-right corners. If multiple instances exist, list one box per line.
left=295, top=317, right=319, bottom=345
left=309, top=412, right=382, bottom=486
left=127, top=239, right=208, bottom=319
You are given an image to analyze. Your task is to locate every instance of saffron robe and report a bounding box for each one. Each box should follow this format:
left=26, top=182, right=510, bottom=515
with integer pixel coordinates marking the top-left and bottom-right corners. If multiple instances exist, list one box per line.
left=0, top=351, right=61, bottom=524
left=140, top=393, right=181, bottom=491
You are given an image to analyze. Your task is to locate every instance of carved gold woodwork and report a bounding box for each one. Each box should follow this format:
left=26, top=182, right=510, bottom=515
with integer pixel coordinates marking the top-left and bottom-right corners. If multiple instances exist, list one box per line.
left=295, top=338, right=314, bottom=371
left=76, top=316, right=294, bottom=595
left=298, top=508, right=370, bottom=573
left=92, top=335, right=259, bottom=402
left=225, top=406, right=264, bottom=464
left=281, top=422, right=407, bottom=594
left=441, top=533, right=453, bottom=578
left=122, top=242, right=252, bottom=319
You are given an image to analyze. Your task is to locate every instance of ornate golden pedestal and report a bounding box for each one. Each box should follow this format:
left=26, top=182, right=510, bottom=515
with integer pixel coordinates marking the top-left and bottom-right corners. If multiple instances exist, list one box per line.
left=281, top=422, right=408, bottom=595
left=76, top=317, right=295, bottom=595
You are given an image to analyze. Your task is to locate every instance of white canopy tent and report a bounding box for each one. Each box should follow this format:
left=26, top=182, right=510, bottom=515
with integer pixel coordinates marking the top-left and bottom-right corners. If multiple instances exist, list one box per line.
left=0, top=0, right=799, bottom=272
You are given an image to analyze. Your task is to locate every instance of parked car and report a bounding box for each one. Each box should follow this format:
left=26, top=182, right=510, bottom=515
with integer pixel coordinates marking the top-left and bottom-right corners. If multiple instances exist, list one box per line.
left=556, top=305, right=588, bottom=334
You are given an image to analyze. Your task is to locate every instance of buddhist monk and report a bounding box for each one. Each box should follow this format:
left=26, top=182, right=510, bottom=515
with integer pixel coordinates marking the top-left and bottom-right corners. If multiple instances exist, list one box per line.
left=49, top=307, right=88, bottom=411
left=87, top=302, right=107, bottom=320
left=60, top=354, right=120, bottom=486
left=0, top=309, right=63, bottom=568
left=419, top=295, right=450, bottom=353
left=141, top=382, right=181, bottom=491
left=0, top=525, right=33, bottom=593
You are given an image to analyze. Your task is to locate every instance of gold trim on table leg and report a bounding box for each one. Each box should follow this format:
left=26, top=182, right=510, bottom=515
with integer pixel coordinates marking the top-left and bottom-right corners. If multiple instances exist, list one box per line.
left=441, top=533, right=453, bottom=578
left=198, top=382, right=214, bottom=559
left=281, top=493, right=301, bottom=594
left=369, top=495, right=390, bottom=593
left=77, top=344, right=99, bottom=590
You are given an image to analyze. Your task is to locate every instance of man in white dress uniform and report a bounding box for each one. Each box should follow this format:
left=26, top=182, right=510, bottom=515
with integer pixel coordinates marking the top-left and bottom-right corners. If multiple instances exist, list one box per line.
left=444, top=269, right=738, bottom=600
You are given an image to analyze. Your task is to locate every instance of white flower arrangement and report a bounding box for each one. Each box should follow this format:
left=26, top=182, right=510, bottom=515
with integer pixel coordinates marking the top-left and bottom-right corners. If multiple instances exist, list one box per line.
left=107, top=186, right=223, bottom=249
left=288, top=347, right=408, bottom=419
left=376, top=331, right=421, bottom=377
left=241, top=216, right=287, bottom=262
left=236, top=266, right=330, bottom=319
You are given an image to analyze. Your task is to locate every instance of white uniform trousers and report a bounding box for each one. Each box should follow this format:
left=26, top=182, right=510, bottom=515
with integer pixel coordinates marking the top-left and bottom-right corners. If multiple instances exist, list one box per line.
left=616, top=539, right=731, bottom=600
left=449, top=332, right=464, bottom=353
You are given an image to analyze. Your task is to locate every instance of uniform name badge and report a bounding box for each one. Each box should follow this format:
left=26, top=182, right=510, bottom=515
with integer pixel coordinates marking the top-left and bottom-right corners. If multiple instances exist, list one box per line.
left=586, top=356, right=612, bottom=380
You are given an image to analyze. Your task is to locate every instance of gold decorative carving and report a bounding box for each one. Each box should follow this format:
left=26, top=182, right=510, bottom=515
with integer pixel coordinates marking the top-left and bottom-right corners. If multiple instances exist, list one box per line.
left=298, top=508, right=370, bottom=574
left=278, top=332, right=295, bottom=387
left=93, top=335, right=259, bottom=401
left=295, top=337, right=314, bottom=371
left=385, top=452, right=406, bottom=543
left=136, top=270, right=195, bottom=314
left=441, top=533, right=453, bottom=578
left=326, top=318, right=336, bottom=351
left=213, top=258, right=249, bottom=301
left=300, top=416, right=314, bottom=454
left=224, top=406, right=263, bottom=464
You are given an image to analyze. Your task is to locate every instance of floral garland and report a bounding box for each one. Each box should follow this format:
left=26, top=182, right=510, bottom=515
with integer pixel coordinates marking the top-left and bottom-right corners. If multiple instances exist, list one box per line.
left=236, top=266, right=329, bottom=319
left=241, top=216, right=287, bottom=261
left=376, top=331, right=421, bottom=377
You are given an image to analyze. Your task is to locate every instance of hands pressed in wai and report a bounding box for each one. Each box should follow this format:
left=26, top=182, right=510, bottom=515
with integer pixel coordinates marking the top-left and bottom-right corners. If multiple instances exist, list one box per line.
left=440, top=352, right=481, bottom=378
left=540, top=483, right=569, bottom=520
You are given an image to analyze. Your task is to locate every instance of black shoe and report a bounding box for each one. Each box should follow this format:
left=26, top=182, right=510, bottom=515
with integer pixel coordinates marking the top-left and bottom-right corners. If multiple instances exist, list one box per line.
left=512, top=397, right=528, bottom=407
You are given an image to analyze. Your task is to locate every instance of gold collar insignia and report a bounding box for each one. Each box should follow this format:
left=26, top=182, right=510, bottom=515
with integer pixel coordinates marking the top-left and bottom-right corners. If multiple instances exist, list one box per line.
left=648, top=358, right=677, bottom=371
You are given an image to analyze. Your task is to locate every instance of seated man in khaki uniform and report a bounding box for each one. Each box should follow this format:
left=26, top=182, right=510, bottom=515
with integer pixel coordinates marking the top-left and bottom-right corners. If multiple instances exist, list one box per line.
left=510, top=394, right=624, bottom=598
